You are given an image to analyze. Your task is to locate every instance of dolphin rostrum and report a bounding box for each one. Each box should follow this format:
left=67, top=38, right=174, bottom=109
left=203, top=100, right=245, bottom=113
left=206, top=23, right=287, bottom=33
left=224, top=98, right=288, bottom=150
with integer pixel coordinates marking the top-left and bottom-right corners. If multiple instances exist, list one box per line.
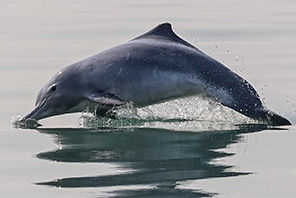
left=21, top=23, right=291, bottom=126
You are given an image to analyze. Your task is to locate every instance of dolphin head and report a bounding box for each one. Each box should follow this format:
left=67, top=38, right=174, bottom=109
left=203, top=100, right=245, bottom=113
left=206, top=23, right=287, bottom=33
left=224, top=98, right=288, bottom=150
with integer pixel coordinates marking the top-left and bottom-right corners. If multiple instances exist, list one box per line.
left=22, top=68, right=87, bottom=121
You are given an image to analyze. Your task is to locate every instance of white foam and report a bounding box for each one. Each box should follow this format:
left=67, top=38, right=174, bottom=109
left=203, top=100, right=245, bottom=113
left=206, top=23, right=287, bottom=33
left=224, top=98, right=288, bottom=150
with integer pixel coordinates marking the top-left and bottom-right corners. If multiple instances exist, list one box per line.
left=79, top=96, right=256, bottom=131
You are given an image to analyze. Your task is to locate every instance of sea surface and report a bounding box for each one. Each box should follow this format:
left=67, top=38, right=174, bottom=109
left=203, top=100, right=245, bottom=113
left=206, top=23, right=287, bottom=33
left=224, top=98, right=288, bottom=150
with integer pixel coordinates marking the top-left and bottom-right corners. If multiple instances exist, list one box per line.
left=1, top=0, right=296, bottom=197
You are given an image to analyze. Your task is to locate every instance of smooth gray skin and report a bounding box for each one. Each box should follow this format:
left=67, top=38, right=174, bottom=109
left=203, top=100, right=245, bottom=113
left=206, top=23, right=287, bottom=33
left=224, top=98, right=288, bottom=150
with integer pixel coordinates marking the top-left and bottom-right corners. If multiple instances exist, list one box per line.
left=22, top=23, right=291, bottom=125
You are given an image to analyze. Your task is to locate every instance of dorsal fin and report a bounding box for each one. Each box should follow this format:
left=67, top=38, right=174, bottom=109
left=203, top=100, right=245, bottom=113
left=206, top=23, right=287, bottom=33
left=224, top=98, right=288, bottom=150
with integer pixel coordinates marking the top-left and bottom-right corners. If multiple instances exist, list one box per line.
left=132, top=23, right=197, bottom=49
left=139, top=23, right=177, bottom=39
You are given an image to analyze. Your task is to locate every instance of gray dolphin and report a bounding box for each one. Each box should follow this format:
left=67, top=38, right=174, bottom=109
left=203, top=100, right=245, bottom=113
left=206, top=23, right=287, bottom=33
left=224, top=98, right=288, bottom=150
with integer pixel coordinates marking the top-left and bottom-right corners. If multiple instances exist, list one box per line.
left=21, top=23, right=291, bottom=126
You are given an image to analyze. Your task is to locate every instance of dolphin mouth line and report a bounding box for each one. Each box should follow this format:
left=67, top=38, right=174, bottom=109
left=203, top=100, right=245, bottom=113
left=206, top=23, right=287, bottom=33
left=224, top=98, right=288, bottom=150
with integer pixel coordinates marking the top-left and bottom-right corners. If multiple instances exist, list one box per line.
left=21, top=96, right=49, bottom=121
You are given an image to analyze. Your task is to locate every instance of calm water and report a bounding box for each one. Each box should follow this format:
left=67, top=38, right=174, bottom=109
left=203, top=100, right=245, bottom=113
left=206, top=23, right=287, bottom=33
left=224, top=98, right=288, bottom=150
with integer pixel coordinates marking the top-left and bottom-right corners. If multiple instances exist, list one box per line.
left=1, top=0, right=296, bottom=197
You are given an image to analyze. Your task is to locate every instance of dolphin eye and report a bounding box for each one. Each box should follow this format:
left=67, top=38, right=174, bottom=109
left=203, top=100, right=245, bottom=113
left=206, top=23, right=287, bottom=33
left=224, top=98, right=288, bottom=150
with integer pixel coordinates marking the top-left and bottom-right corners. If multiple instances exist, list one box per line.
left=50, top=85, right=57, bottom=92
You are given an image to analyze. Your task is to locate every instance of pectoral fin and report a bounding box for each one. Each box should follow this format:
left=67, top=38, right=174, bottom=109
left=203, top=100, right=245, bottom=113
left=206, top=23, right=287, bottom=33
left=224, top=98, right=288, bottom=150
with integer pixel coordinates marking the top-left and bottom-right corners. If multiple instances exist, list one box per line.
left=88, top=92, right=127, bottom=106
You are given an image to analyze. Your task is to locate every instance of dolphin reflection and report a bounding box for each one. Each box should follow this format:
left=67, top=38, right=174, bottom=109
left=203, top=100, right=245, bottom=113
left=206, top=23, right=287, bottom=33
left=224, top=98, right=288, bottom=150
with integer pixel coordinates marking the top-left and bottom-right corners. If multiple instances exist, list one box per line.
left=36, top=125, right=270, bottom=197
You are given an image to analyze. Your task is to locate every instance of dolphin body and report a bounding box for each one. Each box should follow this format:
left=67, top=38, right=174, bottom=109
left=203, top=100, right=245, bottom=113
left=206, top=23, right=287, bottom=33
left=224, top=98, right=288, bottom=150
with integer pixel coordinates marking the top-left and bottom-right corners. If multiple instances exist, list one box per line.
left=22, top=23, right=291, bottom=126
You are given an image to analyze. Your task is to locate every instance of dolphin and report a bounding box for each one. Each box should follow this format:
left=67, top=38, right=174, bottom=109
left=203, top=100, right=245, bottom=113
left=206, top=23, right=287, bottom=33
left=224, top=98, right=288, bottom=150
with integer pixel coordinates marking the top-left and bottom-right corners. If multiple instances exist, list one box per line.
left=21, top=23, right=291, bottom=126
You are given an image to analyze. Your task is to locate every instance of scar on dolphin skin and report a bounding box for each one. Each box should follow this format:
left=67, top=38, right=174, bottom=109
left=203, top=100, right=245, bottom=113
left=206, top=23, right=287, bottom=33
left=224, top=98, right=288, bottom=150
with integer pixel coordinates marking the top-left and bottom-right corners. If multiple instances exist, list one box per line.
left=21, top=23, right=292, bottom=126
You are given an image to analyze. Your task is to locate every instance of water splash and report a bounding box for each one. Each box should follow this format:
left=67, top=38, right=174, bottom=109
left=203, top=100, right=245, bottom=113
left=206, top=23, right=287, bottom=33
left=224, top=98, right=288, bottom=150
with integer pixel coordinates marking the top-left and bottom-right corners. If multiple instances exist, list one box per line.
left=79, top=96, right=256, bottom=131
left=11, top=115, right=42, bottom=129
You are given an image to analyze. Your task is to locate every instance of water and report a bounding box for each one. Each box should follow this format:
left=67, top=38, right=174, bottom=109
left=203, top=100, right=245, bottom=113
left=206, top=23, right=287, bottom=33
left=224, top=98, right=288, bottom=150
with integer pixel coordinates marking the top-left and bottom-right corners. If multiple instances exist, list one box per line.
left=1, top=0, right=296, bottom=197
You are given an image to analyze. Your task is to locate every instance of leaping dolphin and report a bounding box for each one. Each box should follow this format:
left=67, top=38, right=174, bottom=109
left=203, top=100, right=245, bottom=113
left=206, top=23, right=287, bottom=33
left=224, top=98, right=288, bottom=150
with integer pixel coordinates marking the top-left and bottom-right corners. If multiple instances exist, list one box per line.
left=21, top=23, right=291, bottom=126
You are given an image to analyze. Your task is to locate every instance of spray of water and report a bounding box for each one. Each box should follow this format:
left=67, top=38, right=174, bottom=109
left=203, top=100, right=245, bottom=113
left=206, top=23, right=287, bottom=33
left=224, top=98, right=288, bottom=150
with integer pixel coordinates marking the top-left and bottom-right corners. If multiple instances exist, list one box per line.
left=79, top=96, right=256, bottom=131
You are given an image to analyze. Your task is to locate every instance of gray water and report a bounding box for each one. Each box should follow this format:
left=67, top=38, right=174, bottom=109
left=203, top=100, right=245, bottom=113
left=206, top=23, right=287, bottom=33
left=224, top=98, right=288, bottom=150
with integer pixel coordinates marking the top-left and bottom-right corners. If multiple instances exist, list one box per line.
left=1, top=0, right=296, bottom=197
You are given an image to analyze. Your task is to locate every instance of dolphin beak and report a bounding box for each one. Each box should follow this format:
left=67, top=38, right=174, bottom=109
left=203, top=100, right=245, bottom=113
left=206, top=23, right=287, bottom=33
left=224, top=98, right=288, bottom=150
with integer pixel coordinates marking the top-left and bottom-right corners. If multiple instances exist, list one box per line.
left=21, top=97, right=48, bottom=121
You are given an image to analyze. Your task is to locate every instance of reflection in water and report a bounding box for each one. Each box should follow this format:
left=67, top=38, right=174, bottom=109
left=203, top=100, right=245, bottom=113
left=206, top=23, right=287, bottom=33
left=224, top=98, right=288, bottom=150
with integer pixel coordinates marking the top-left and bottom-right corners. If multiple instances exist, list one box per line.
left=36, top=124, right=268, bottom=197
